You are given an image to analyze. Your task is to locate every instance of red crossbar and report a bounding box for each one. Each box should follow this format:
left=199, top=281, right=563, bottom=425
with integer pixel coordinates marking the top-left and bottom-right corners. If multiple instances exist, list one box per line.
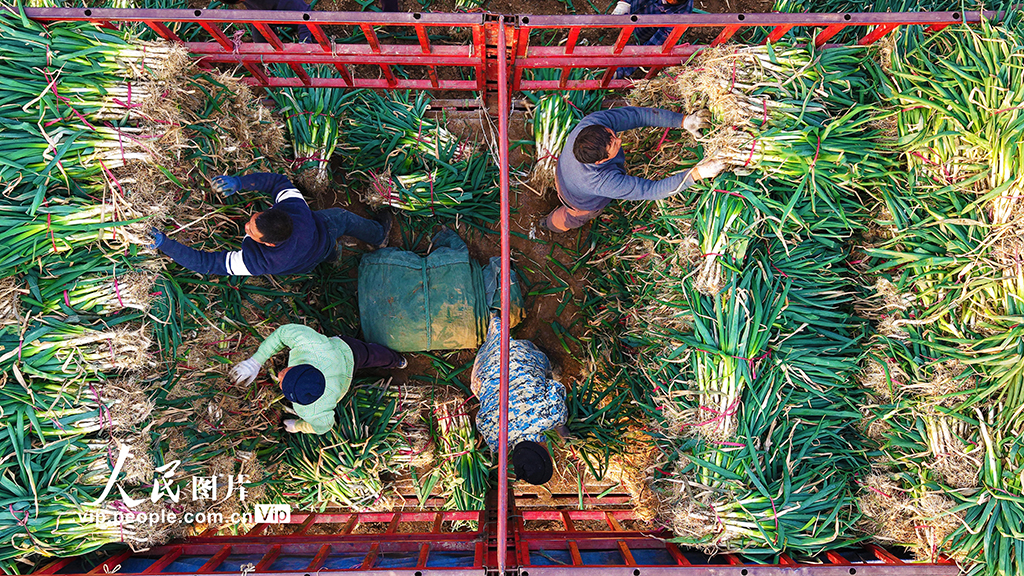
left=20, top=8, right=999, bottom=91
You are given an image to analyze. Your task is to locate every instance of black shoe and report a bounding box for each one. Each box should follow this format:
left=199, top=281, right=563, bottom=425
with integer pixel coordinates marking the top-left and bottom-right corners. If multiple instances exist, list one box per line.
left=372, top=210, right=394, bottom=250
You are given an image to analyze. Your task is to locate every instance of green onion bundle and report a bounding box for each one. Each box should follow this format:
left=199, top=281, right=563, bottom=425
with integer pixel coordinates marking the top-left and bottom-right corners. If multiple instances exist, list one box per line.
left=0, top=193, right=138, bottom=279
left=692, top=187, right=754, bottom=294
left=0, top=7, right=187, bottom=211
left=0, top=320, right=153, bottom=381
left=654, top=368, right=866, bottom=557
left=680, top=268, right=787, bottom=440
left=527, top=91, right=573, bottom=193
left=524, top=72, right=605, bottom=194
left=890, top=20, right=1024, bottom=225
left=268, top=65, right=358, bottom=195
left=628, top=42, right=885, bottom=129
left=0, top=408, right=142, bottom=575
left=24, top=262, right=158, bottom=315
left=341, top=90, right=479, bottom=172
left=430, top=388, right=490, bottom=511
left=361, top=151, right=498, bottom=223
left=338, top=90, right=498, bottom=227
left=278, top=382, right=414, bottom=511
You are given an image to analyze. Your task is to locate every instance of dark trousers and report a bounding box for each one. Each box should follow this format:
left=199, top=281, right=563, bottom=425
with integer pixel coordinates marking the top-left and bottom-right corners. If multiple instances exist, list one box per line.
left=319, top=208, right=385, bottom=261
left=543, top=184, right=605, bottom=232
left=339, top=336, right=403, bottom=370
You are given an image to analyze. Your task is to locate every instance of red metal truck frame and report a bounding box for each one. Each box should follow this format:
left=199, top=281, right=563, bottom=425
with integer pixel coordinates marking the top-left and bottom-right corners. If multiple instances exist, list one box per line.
left=18, top=7, right=988, bottom=575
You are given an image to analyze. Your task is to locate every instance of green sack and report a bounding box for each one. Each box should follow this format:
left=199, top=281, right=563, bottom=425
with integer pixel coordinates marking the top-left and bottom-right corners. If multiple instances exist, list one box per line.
left=358, top=229, right=524, bottom=352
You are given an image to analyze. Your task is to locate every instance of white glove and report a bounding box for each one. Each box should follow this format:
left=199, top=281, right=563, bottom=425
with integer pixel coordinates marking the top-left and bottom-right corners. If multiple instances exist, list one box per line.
left=229, top=358, right=261, bottom=386
left=694, top=158, right=729, bottom=180
left=283, top=419, right=299, bottom=433
left=611, top=1, right=631, bottom=14
left=682, top=110, right=710, bottom=139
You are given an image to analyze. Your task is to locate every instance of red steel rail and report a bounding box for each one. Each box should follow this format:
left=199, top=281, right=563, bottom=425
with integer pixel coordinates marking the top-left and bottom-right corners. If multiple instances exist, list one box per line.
left=22, top=8, right=491, bottom=93
left=511, top=10, right=999, bottom=90
left=21, top=8, right=1001, bottom=94
left=34, top=507, right=961, bottom=575
left=497, top=15, right=513, bottom=576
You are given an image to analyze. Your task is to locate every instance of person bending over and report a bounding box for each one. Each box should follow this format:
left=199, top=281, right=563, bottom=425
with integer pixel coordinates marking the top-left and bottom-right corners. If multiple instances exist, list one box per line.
left=472, top=313, right=568, bottom=486
left=150, top=172, right=392, bottom=276
left=229, top=324, right=407, bottom=434
left=543, top=106, right=728, bottom=233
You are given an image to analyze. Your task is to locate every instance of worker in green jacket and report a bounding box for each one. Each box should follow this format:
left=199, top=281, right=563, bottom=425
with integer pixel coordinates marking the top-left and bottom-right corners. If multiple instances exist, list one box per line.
left=228, top=324, right=406, bottom=434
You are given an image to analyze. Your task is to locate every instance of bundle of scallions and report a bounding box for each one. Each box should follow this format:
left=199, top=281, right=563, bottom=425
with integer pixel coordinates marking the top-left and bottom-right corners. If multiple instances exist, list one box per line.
left=0, top=195, right=144, bottom=281
left=0, top=7, right=188, bottom=212
left=627, top=42, right=885, bottom=129
left=890, top=19, right=1024, bottom=225
left=340, top=90, right=479, bottom=173
left=1, top=319, right=154, bottom=380
left=337, top=90, right=498, bottom=227
left=278, top=382, right=414, bottom=511
left=524, top=71, right=606, bottom=194
left=361, top=151, right=498, bottom=224
left=430, top=388, right=490, bottom=512
left=268, top=65, right=359, bottom=195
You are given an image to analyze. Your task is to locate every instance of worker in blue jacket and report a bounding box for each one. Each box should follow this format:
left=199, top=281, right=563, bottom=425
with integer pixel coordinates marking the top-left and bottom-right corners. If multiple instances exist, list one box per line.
left=149, top=172, right=391, bottom=276
left=543, top=106, right=728, bottom=233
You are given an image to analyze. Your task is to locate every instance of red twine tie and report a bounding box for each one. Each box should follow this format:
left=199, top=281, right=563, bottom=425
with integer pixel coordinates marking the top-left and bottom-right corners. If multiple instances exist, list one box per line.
left=112, top=267, right=125, bottom=308
left=45, top=213, right=58, bottom=253
left=743, top=138, right=758, bottom=167
left=290, top=155, right=329, bottom=167
left=714, top=188, right=746, bottom=201
left=681, top=398, right=741, bottom=431
left=655, top=126, right=671, bottom=151
left=10, top=506, right=29, bottom=527
left=112, top=81, right=140, bottom=109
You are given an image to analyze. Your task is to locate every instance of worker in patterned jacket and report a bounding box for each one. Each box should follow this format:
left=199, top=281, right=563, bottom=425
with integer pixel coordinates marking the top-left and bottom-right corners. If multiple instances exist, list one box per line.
left=149, top=172, right=392, bottom=276
left=544, top=106, right=729, bottom=232
left=228, top=324, right=407, bottom=434
left=472, top=313, right=568, bottom=486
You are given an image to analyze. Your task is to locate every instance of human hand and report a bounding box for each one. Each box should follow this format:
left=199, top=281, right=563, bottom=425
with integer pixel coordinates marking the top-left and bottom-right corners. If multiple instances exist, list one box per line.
left=229, top=357, right=261, bottom=386
left=694, top=158, right=729, bottom=180
left=283, top=419, right=299, bottom=433
left=212, top=175, right=241, bottom=197
left=682, top=110, right=711, bottom=139
left=611, top=1, right=631, bottom=14
left=148, top=227, right=167, bottom=250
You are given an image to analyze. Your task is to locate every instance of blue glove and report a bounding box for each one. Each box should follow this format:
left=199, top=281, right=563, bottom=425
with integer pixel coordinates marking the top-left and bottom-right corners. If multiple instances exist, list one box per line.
left=148, top=227, right=167, bottom=250
left=212, top=175, right=241, bottom=197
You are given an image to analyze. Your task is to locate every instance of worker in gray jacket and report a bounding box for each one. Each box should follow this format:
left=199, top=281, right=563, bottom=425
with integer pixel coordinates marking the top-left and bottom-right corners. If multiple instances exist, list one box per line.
left=543, top=106, right=729, bottom=232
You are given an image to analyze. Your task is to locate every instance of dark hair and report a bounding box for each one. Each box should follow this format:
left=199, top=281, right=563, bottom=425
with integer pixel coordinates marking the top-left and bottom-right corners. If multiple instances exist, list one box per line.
left=254, top=208, right=293, bottom=244
left=512, top=441, right=553, bottom=485
left=573, top=125, right=614, bottom=164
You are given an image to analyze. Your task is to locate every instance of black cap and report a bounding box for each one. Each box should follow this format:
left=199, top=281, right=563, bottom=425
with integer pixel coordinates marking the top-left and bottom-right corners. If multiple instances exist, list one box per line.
left=281, top=364, right=326, bottom=406
left=512, top=441, right=553, bottom=485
